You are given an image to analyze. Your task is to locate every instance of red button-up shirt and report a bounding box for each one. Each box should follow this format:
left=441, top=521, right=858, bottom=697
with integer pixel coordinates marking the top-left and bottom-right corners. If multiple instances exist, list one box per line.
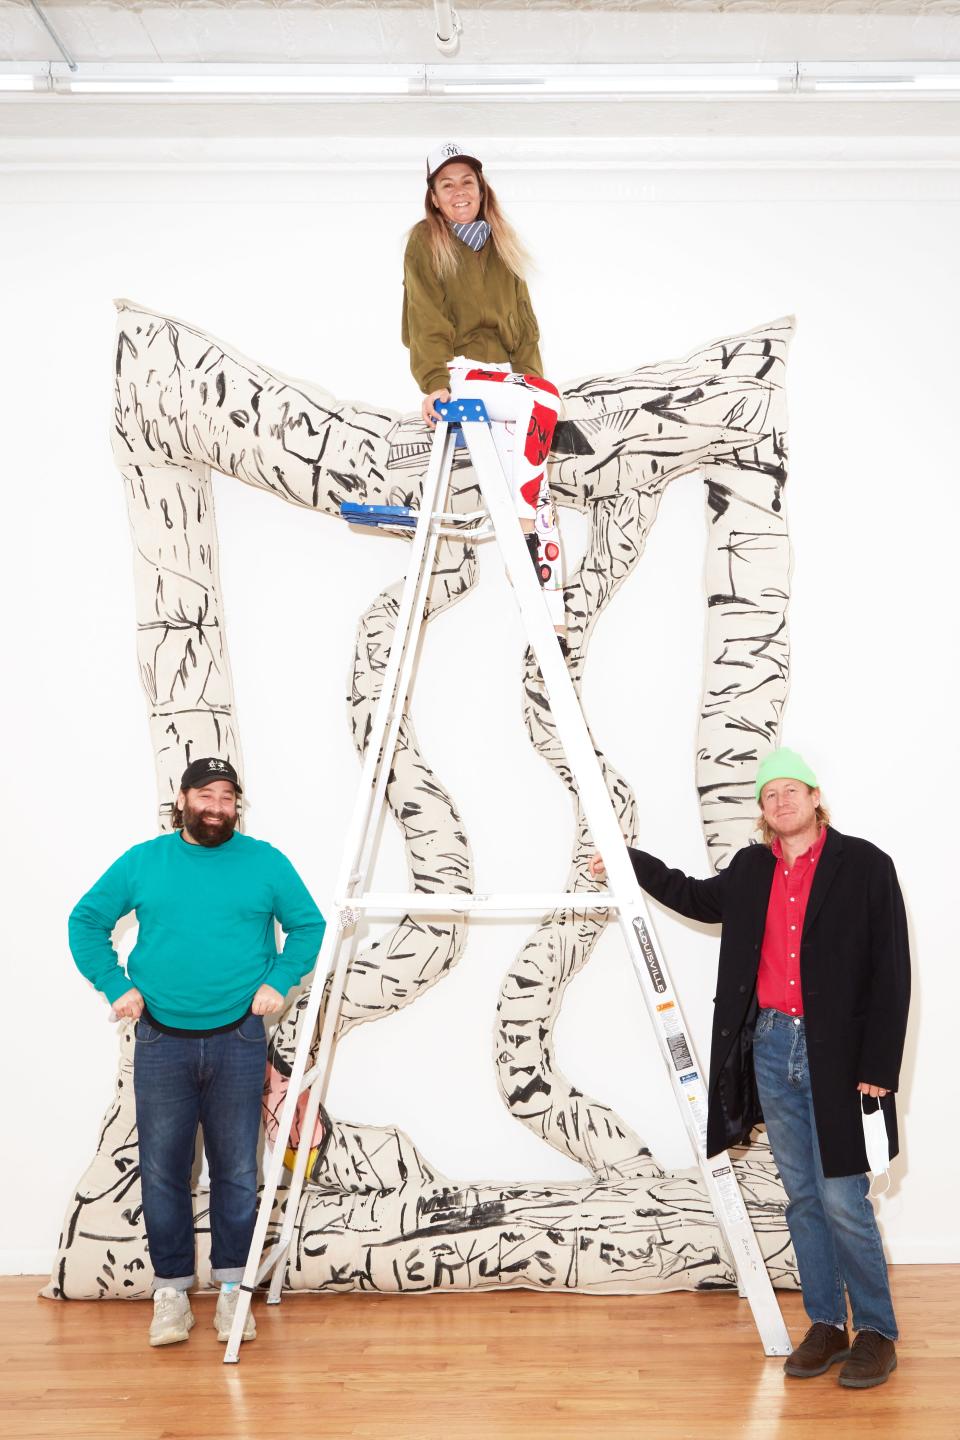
left=756, top=826, right=829, bottom=1017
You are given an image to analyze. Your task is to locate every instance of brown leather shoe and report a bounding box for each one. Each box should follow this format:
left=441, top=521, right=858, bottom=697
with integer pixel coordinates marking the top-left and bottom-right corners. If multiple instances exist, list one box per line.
left=838, top=1330, right=898, bottom=1389
left=783, top=1322, right=851, bottom=1377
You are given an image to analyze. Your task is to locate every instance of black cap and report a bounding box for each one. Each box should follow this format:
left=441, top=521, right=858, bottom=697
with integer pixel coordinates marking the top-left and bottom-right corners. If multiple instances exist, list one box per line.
left=179, top=757, right=243, bottom=795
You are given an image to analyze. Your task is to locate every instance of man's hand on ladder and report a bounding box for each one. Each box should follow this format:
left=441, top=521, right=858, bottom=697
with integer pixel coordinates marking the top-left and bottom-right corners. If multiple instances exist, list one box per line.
left=588, top=853, right=606, bottom=880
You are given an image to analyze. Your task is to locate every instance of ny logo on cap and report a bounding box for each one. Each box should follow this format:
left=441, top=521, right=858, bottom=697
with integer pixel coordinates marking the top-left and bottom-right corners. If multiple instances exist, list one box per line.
left=442, top=143, right=461, bottom=159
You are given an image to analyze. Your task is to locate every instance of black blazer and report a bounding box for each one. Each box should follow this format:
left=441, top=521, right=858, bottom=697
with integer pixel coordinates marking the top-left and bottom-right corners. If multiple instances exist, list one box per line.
left=628, top=828, right=910, bottom=1179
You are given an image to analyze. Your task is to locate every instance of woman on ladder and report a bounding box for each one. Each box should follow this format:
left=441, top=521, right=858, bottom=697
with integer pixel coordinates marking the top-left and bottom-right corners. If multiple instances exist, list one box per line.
left=402, top=142, right=566, bottom=641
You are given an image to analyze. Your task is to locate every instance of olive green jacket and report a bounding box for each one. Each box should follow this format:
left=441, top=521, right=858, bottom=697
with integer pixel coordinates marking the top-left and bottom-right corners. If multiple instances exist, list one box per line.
left=401, top=222, right=543, bottom=394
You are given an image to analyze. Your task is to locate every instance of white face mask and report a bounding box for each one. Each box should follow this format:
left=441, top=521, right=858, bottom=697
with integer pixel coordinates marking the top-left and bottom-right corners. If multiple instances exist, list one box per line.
left=861, top=1096, right=891, bottom=1191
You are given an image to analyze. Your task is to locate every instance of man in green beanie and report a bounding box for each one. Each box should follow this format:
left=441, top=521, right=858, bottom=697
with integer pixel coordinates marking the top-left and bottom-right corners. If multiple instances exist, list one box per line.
left=591, top=746, right=910, bottom=1389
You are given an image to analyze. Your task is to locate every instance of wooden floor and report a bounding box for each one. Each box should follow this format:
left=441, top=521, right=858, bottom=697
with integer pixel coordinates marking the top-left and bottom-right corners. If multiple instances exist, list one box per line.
left=4, top=1271, right=959, bottom=1440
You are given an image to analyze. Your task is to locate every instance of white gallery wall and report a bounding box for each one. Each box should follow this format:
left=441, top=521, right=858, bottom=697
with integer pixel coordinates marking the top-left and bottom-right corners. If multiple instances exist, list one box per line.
left=1, top=115, right=958, bottom=1274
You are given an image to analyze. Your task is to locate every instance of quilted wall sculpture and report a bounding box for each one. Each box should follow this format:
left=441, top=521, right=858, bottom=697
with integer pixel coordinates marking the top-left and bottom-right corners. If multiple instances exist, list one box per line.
left=44, top=304, right=797, bottom=1300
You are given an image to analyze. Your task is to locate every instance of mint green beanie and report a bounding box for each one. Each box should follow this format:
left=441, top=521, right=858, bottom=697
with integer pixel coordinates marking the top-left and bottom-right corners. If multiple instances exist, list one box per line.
left=755, top=747, right=818, bottom=802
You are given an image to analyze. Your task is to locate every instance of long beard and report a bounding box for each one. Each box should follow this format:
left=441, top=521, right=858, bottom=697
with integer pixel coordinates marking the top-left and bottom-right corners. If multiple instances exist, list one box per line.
left=181, top=802, right=237, bottom=848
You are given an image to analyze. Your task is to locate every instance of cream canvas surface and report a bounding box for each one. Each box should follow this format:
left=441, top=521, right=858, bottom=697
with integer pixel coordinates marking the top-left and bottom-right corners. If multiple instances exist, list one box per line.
left=45, top=308, right=797, bottom=1299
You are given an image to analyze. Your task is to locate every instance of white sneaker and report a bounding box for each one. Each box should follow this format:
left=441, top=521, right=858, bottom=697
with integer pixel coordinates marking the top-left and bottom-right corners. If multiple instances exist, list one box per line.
left=149, top=1287, right=195, bottom=1347
left=215, top=1286, right=256, bottom=1343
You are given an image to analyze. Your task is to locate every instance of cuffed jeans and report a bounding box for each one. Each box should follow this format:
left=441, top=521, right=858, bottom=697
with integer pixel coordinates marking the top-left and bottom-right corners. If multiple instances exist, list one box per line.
left=752, top=1008, right=898, bottom=1340
left=133, top=1013, right=267, bottom=1292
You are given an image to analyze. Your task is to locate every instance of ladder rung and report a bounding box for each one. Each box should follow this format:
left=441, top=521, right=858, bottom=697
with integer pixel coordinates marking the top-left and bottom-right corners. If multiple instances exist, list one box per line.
left=435, top=509, right=488, bottom=524
left=438, top=525, right=493, bottom=540
left=340, top=891, right=617, bottom=914
left=255, top=1240, right=292, bottom=1286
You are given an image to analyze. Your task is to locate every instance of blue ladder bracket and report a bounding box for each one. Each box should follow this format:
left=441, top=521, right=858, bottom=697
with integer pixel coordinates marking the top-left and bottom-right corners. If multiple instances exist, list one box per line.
left=340, top=502, right=418, bottom=529
left=435, top=397, right=490, bottom=426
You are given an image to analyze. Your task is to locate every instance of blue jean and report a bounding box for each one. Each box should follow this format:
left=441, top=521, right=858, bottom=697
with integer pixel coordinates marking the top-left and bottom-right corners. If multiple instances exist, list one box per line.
left=133, top=1013, right=267, bottom=1291
left=752, top=1008, right=898, bottom=1339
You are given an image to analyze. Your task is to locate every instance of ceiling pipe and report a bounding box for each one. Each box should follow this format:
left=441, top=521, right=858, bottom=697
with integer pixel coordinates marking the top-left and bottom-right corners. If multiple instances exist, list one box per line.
left=433, top=1, right=462, bottom=58
left=28, top=0, right=77, bottom=71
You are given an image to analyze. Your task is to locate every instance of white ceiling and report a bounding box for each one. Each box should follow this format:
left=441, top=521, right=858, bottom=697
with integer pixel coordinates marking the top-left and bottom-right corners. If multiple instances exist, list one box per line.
left=3, top=1, right=960, bottom=143
left=4, top=1, right=960, bottom=67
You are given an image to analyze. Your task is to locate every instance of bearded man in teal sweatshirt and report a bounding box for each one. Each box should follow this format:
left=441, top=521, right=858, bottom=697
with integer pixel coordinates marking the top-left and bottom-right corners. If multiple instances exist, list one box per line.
left=68, top=756, right=326, bottom=1349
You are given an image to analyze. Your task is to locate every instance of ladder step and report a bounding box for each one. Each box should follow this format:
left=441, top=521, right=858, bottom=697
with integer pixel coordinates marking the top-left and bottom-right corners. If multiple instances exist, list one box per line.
left=340, top=502, right=418, bottom=529
left=435, top=397, right=490, bottom=425
left=345, top=891, right=617, bottom=913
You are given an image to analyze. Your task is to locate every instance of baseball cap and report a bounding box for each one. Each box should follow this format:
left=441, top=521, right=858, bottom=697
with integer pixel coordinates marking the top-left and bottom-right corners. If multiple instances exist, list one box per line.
left=180, top=756, right=243, bottom=795
left=426, top=141, right=483, bottom=184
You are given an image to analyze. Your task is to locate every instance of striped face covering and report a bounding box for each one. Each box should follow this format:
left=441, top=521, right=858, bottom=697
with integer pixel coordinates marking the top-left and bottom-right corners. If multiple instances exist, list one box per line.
left=450, top=219, right=491, bottom=252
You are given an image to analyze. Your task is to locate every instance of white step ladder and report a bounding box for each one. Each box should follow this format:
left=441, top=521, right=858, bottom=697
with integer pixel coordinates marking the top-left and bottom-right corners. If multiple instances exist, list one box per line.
left=224, top=397, right=792, bottom=1362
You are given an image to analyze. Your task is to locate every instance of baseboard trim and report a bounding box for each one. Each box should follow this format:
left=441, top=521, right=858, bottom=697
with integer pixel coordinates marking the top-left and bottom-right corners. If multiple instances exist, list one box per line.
left=0, top=1251, right=54, bottom=1277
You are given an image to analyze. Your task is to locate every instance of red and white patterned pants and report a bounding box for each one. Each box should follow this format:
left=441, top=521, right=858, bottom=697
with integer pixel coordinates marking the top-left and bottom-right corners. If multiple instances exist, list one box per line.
left=448, top=359, right=564, bottom=624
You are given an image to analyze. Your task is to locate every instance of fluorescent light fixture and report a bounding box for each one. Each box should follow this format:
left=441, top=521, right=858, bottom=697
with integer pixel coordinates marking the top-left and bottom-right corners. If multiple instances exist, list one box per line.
left=17, top=60, right=796, bottom=101
left=61, top=76, right=412, bottom=95
left=0, top=73, right=39, bottom=92
left=48, top=63, right=419, bottom=97
left=3, top=60, right=960, bottom=102
left=799, top=61, right=960, bottom=94
left=425, top=64, right=795, bottom=97
left=0, top=62, right=49, bottom=92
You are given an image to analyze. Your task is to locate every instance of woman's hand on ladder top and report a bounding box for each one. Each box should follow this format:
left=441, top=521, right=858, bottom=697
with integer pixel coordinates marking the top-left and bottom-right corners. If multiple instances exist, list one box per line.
left=422, top=388, right=451, bottom=427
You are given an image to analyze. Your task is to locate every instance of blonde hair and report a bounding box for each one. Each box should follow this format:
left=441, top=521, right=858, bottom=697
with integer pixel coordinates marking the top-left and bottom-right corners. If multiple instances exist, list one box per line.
left=755, top=787, right=831, bottom=848
left=419, top=171, right=530, bottom=281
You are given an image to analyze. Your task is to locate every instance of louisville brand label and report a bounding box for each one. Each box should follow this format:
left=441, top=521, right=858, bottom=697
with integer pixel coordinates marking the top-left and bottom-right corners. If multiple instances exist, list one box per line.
left=633, top=917, right=667, bottom=994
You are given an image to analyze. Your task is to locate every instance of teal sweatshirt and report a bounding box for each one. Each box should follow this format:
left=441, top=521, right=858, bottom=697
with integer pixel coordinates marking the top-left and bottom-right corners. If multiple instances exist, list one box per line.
left=68, top=831, right=326, bottom=1029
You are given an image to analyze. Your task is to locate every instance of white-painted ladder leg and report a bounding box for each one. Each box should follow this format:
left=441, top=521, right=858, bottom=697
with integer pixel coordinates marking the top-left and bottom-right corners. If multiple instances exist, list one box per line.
left=223, top=423, right=460, bottom=1361
left=263, top=423, right=461, bottom=1306
left=262, top=443, right=458, bottom=1306
left=262, top=924, right=362, bottom=1306
left=460, top=415, right=791, bottom=1357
